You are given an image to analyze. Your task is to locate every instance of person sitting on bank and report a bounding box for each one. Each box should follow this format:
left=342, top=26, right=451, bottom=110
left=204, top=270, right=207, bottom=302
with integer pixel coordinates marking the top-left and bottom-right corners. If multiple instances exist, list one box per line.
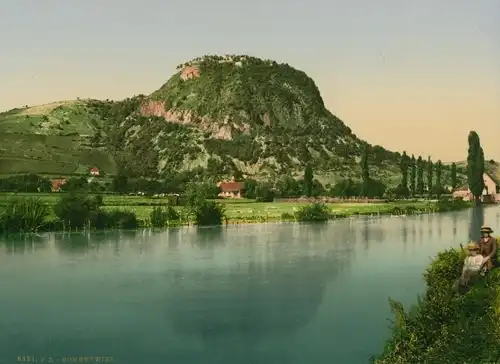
left=454, top=241, right=487, bottom=293
left=478, top=225, right=497, bottom=271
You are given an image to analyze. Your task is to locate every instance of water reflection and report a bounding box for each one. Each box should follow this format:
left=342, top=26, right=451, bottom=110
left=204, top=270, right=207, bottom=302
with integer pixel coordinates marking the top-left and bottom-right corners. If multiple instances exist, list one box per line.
left=194, top=226, right=225, bottom=248
left=0, top=234, right=47, bottom=254
left=402, top=218, right=408, bottom=245
left=452, top=213, right=458, bottom=238
left=468, top=205, right=485, bottom=241
left=166, top=224, right=354, bottom=343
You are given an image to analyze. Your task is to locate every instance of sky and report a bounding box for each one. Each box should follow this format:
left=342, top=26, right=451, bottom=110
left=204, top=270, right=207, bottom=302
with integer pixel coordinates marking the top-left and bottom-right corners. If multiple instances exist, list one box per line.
left=0, top=0, right=498, bottom=161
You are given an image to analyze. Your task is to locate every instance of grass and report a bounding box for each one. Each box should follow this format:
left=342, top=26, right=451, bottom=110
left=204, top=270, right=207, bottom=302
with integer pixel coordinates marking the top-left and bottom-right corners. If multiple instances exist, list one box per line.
left=374, top=240, right=500, bottom=363
left=0, top=193, right=469, bottom=225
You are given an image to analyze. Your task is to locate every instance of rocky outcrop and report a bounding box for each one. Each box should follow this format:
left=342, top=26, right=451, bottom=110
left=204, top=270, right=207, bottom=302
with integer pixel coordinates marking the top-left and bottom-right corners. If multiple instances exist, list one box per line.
left=139, top=100, right=253, bottom=140
left=180, top=66, right=200, bottom=81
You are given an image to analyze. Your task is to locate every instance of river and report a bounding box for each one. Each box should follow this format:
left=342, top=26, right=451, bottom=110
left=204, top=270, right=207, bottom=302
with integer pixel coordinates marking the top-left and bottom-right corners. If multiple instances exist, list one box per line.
left=1, top=206, right=499, bottom=364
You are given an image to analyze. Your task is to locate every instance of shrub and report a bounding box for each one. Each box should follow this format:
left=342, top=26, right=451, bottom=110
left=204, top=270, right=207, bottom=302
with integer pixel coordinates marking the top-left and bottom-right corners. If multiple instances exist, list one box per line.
left=149, top=205, right=179, bottom=228
left=255, top=184, right=274, bottom=202
left=89, top=209, right=138, bottom=229
left=193, top=200, right=225, bottom=226
left=281, top=212, right=295, bottom=221
left=294, top=202, right=330, bottom=222
left=103, top=210, right=137, bottom=229
left=53, top=192, right=98, bottom=230
left=0, top=197, right=49, bottom=233
left=373, top=241, right=500, bottom=363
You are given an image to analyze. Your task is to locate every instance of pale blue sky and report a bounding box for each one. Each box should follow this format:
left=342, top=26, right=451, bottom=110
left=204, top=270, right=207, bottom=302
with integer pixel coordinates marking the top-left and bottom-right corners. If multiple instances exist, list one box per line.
left=1, top=0, right=498, bottom=160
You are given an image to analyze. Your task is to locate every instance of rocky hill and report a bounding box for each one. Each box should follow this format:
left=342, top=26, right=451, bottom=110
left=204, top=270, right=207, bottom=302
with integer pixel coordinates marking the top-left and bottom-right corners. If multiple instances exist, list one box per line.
left=0, top=54, right=460, bottom=185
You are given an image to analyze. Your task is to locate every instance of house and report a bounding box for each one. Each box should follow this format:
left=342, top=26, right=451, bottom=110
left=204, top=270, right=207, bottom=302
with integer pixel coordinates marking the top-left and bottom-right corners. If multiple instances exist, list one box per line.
left=218, top=181, right=244, bottom=199
left=51, top=179, right=67, bottom=192
left=89, top=167, right=100, bottom=176
left=452, top=172, right=500, bottom=202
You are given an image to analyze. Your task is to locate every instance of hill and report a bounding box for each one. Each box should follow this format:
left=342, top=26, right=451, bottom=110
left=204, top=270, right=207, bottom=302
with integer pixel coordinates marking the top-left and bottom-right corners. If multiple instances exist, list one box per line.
left=0, top=100, right=116, bottom=177
left=0, top=54, right=462, bottom=186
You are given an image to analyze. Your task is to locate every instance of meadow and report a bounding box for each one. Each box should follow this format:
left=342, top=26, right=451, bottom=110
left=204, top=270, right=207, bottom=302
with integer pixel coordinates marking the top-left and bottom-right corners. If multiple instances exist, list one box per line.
left=0, top=192, right=461, bottom=224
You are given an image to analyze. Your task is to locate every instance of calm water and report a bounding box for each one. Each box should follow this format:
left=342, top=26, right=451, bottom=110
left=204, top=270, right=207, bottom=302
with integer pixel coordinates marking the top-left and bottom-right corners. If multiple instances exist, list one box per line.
left=1, top=206, right=500, bottom=364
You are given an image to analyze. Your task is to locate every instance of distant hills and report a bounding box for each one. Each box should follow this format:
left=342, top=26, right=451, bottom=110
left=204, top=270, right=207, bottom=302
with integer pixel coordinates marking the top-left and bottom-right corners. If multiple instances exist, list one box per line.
left=0, top=54, right=467, bottom=186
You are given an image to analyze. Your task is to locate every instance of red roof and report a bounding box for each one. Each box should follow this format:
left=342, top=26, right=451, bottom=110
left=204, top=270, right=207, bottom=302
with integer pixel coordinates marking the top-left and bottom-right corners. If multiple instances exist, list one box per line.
left=51, top=179, right=67, bottom=189
left=90, top=167, right=99, bottom=172
left=219, top=182, right=243, bottom=192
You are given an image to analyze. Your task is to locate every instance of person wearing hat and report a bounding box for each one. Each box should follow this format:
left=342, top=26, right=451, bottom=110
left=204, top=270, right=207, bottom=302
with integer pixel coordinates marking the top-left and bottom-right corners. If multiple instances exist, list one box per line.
left=477, top=225, right=497, bottom=270
left=454, top=241, right=486, bottom=293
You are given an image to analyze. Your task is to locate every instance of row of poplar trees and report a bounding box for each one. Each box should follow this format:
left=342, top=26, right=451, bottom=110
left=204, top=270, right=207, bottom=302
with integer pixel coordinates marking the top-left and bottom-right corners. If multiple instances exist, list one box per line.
left=356, top=130, right=486, bottom=200
left=397, top=153, right=456, bottom=198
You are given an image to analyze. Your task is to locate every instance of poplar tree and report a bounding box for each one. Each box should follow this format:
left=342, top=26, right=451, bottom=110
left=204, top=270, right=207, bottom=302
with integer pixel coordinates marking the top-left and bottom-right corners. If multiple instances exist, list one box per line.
left=467, top=131, right=485, bottom=204
left=399, top=151, right=410, bottom=196
left=435, top=160, right=442, bottom=198
left=416, top=156, right=424, bottom=195
left=360, top=145, right=370, bottom=197
left=427, top=157, right=433, bottom=197
left=410, top=155, right=416, bottom=196
left=303, top=164, right=313, bottom=197
left=450, top=162, right=457, bottom=190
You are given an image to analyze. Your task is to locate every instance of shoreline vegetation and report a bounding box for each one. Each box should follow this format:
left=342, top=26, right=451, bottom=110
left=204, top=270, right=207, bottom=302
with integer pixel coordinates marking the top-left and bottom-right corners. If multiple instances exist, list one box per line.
left=373, top=239, right=500, bottom=363
left=0, top=191, right=472, bottom=234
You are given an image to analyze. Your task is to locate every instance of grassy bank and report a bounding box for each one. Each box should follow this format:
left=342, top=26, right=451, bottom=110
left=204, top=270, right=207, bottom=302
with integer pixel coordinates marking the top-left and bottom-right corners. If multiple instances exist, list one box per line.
left=0, top=193, right=470, bottom=226
left=374, top=240, right=500, bottom=363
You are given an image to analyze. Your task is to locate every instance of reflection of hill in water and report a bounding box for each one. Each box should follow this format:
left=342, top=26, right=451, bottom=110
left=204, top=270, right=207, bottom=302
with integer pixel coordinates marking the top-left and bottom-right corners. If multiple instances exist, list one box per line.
left=167, top=224, right=353, bottom=341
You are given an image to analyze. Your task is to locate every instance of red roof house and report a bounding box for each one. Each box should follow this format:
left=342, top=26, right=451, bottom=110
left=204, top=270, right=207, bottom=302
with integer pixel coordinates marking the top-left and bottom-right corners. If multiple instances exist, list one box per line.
left=218, top=181, right=244, bottom=199
left=89, top=167, right=100, bottom=176
left=51, top=179, right=67, bottom=192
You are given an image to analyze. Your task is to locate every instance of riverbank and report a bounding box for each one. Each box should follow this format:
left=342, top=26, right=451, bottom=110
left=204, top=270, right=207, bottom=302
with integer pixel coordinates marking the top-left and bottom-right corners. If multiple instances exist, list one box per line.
left=0, top=193, right=472, bottom=233
left=374, top=239, right=500, bottom=363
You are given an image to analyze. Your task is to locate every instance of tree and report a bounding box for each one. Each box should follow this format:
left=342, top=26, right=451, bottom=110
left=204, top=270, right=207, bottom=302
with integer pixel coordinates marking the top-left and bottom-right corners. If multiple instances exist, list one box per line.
left=416, top=156, right=424, bottom=195
left=398, top=151, right=410, bottom=197
left=427, top=157, right=433, bottom=197
left=112, top=172, right=129, bottom=194
left=450, top=162, right=457, bottom=190
left=435, top=160, right=443, bottom=198
left=410, top=155, right=416, bottom=197
left=467, top=131, right=485, bottom=204
left=303, top=164, right=313, bottom=197
left=61, top=176, right=88, bottom=193
left=360, top=145, right=370, bottom=197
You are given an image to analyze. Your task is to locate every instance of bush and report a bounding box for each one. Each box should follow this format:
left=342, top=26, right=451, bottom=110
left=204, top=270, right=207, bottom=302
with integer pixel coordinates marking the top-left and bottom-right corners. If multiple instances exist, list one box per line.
left=255, top=183, right=274, bottom=202
left=193, top=200, right=225, bottom=226
left=294, top=202, right=330, bottom=222
left=53, top=192, right=99, bottom=229
left=88, top=209, right=138, bottom=229
left=149, top=205, right=179, bottom=228
left=0, top=197, right=49, bottom=233
left=281, top=212, right=295, bottom=221
left=103, top=210, right=138, bottom=229
left=373, top=241, right=500, bottom=363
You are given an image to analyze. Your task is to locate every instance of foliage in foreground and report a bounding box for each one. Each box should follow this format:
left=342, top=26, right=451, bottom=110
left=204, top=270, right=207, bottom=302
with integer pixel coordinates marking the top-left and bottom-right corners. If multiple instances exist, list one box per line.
left=373, top=241, right=500, bottom=364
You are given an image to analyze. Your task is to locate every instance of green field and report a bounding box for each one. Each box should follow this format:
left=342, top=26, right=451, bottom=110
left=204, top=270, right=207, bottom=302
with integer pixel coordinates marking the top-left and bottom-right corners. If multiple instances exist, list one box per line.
left=0, top=192, right=450, bottom=223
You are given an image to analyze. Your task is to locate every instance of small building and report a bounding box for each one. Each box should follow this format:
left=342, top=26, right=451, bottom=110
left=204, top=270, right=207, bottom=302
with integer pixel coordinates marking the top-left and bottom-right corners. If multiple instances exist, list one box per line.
left=452, top=172, right=500, bottom=202
left=218, top=181, right=244, bottom=199
left=90, top=167, right=100, bottom=176
left=51, top=179, right=67, bottom=192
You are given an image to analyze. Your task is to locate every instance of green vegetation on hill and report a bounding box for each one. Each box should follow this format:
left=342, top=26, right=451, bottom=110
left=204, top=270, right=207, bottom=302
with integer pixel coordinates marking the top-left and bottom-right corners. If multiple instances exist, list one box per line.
left=0, top=100, right=116, bottom=176
left=0, top=54, right=469, bottom=188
